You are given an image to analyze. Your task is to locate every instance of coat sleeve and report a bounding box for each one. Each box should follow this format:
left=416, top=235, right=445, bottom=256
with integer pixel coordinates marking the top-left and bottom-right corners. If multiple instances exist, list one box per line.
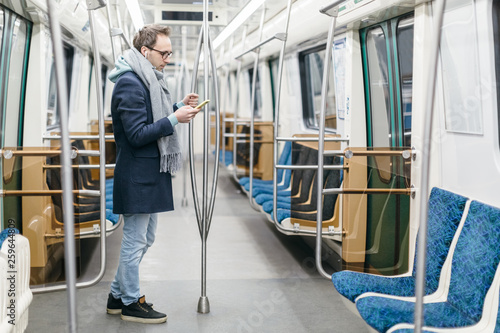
left=114, top=74, right=174, bottom=148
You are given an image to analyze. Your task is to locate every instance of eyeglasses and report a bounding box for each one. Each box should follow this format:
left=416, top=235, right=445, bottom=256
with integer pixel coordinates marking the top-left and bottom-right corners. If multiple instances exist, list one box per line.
left=147, top=46, right=173, bottom=59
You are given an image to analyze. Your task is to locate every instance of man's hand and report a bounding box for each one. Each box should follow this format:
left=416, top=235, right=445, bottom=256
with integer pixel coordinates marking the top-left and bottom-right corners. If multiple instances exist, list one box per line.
left=183, top=93, right=199, bottom=108
left=174, top=105, right=200, bottom=123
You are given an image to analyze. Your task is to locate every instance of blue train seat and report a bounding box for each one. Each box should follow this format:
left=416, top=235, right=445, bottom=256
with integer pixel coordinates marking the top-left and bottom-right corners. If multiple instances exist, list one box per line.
left=355, top=200, right=500, bottom=332
left=332, top=188, right=468, bottom=303
left=239, top=141, right=292, bottom=188
left=218, top=149, right=234, bottom=167
left=0, top=228, right=19, bottom=247
left=381, top=260, right=500, bottom=332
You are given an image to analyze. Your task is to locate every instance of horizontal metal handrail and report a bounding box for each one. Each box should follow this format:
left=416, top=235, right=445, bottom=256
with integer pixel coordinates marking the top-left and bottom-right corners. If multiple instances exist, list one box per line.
left=323, top=188, right=412, bottom=195
left=235, top=139, right=272, bottom=144
left=76, top=150, right=101, bottom=157
left=0, top=189, right=100, bottom=197
left=324, top=150, right=345, bottom=156
left=43, top=164, right=116, bottom=169
left=276, top=164, right=346, bottom=170
left=276, top=136, right=349, bottom=142
left=1, top=149, right=75, bottom=157
left=344, top=149, right=412, bottom=159
left=319, top=0, right=344, bottom=16
left=223, top=133, right=262, bottom=138
left=235, top=33, right=287, bottom=59
left=222, top=118, right=251, bottom=123
left=43, top=134, right=114, bottom=140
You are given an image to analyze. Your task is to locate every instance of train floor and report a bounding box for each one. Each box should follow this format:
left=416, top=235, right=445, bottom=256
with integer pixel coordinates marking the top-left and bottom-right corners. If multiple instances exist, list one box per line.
left=27, top=158, right=369, bottom=333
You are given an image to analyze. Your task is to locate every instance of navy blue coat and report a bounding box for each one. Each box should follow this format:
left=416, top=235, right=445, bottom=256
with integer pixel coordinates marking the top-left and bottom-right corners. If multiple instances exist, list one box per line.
left=111, top=71, right=178, bottom=214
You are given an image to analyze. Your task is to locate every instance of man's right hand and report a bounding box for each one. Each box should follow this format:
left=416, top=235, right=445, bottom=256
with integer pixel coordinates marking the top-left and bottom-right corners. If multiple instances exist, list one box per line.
left=174, top=105, right=200, bottom=123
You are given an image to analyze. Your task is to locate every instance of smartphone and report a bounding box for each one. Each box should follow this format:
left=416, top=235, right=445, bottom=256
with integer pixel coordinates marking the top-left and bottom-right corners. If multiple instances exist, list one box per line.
left=195, top=99, right=210, bottom=109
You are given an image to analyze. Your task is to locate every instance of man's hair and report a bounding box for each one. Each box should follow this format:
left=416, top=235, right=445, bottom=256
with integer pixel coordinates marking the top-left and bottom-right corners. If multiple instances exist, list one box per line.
left=133, top=24, right=171, bottom=52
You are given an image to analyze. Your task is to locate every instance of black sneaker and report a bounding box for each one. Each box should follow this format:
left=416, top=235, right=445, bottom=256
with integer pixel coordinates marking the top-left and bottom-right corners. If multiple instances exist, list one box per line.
left=106, top=293, right=123, bottom=315
left=121, top=296, right=167, bottom=324
left=106, top=293, right=154, bottom=315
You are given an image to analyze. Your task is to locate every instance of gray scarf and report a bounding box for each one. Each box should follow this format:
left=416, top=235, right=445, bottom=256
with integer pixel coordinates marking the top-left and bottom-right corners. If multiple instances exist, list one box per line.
left=122, top=48, right=182, bottom=174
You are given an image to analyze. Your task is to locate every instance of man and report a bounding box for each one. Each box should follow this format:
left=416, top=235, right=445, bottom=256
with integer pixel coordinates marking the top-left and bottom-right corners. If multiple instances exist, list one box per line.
left=106, top=24, right=200, bottom=324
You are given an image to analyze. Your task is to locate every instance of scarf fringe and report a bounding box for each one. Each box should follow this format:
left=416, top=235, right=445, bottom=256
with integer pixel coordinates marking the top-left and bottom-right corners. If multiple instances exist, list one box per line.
left=160, top=152, right=183, bottom=174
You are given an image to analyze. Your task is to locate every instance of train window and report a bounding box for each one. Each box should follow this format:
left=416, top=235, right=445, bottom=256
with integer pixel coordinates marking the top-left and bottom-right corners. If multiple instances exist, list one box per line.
left=397, top=17, right=414, bottom=147
left=47, top=43, right=74, bottom=130
left=299, top=45, right=336, bottom=130
left=248, top=67, right=262, bottom=118
left=365, top=26, right=391, bottom=147
left=362, top=14, right=414, bottom=148
left=333, top=39, right=347, bottom=126
left=441, top=0, right=482, bottom=134
left=4, top=17, right=30, bottom=147
left=269, top=58, right=279, bottom=115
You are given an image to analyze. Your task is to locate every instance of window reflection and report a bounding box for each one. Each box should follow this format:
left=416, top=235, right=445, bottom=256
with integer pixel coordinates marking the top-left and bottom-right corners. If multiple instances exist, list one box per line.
left=300, top=46, right=336, bottom=131
left=366, top=26, right=391, bottom=147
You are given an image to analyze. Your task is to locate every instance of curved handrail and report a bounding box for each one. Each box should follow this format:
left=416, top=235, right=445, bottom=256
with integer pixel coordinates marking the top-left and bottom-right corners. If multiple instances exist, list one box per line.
left=189, top=28, right=203, bottom=225
left=315, top=3, right=339, bottom=280
left=206, top=30, right=221, bottom=230
left=271, top=0, right=293, bottom=231
left=248, top=7, right=266, bottom=211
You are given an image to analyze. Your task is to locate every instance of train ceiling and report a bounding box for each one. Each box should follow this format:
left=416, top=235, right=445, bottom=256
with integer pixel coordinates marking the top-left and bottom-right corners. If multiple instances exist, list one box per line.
left=116, top=0, right=292, bottom=65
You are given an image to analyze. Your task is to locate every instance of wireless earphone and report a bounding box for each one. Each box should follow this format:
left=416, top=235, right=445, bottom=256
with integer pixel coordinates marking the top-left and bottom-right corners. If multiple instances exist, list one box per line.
left=145, top=51, right=149, bottom=58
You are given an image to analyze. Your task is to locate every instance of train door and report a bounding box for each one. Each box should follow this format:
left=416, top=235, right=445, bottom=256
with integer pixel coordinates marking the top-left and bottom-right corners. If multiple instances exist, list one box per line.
left=360, top=14, right=413, bottom=274
left=0, top=7, right=32, bottom=231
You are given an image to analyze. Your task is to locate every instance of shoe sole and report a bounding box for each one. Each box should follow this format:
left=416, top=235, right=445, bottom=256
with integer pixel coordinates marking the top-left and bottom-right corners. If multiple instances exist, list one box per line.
left=121, top=314, right=167, bottom=324
left=106, top=308, right=122, bottom=315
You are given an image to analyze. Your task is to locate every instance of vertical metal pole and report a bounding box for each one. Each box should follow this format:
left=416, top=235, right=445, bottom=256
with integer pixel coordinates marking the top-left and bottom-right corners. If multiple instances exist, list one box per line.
left=221, top=35, right=234, bottom=167
left=45, top=1, right=77, bottom=331
left=86, top=0, right=108, bottom=293
left=414, top=0, right=446, bottom=331
left=272, top=0, right=292, bottom=226
left=181, top=26, right=189, bottom=207
left=316, top=11, right=337, bottom=280
left=248, top=7, right=266, bottom=210
left=104, top=3, right=116, bottom=61
left=198, top=0, right=210, bottom=313
left=232, top=27, right=247, bottom=182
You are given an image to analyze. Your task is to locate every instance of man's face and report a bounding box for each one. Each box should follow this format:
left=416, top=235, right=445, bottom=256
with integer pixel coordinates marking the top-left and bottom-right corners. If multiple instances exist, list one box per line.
left=143, top=34, right=172, bottom=71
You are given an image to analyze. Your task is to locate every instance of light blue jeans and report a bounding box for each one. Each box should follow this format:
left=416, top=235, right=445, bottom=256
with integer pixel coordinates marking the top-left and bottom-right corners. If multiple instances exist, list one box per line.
left=110, top=213, right=158, bottom=305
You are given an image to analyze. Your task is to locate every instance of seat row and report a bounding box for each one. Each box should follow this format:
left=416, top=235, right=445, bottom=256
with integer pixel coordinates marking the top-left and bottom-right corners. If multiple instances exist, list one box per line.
left=45, top=140, right=118, bottom=227
left=234, top=141, right=342, bottom=230
left=332, top=187, right=500, bottom=332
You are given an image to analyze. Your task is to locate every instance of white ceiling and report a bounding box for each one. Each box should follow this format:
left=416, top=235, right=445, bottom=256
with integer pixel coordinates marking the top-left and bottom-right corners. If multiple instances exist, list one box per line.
left=115, top=0, right=291, bottom=65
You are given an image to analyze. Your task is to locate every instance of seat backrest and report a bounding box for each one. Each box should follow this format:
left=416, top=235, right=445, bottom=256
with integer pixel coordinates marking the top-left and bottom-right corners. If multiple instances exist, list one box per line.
left=411, top=188, right=468, bottom=295
left=447, top=200, right=500, bottom=322
left=276, top=141, right=292, bottom=181
left=288, top=144, right=312, bottom=196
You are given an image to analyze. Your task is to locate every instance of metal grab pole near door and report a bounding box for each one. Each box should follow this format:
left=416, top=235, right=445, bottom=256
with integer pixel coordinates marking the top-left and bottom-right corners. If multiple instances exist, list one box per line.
left=45, top=0, right=77, bottom=330
left=315, top=0, right=342, bottom=280
left=188, top=0, right=220, bottom=314
left=33, top=0, right=109, bottom=297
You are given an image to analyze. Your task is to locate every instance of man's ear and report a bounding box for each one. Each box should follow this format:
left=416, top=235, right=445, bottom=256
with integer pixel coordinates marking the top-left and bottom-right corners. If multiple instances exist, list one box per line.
left=140, top=46, right=148, bottom=57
